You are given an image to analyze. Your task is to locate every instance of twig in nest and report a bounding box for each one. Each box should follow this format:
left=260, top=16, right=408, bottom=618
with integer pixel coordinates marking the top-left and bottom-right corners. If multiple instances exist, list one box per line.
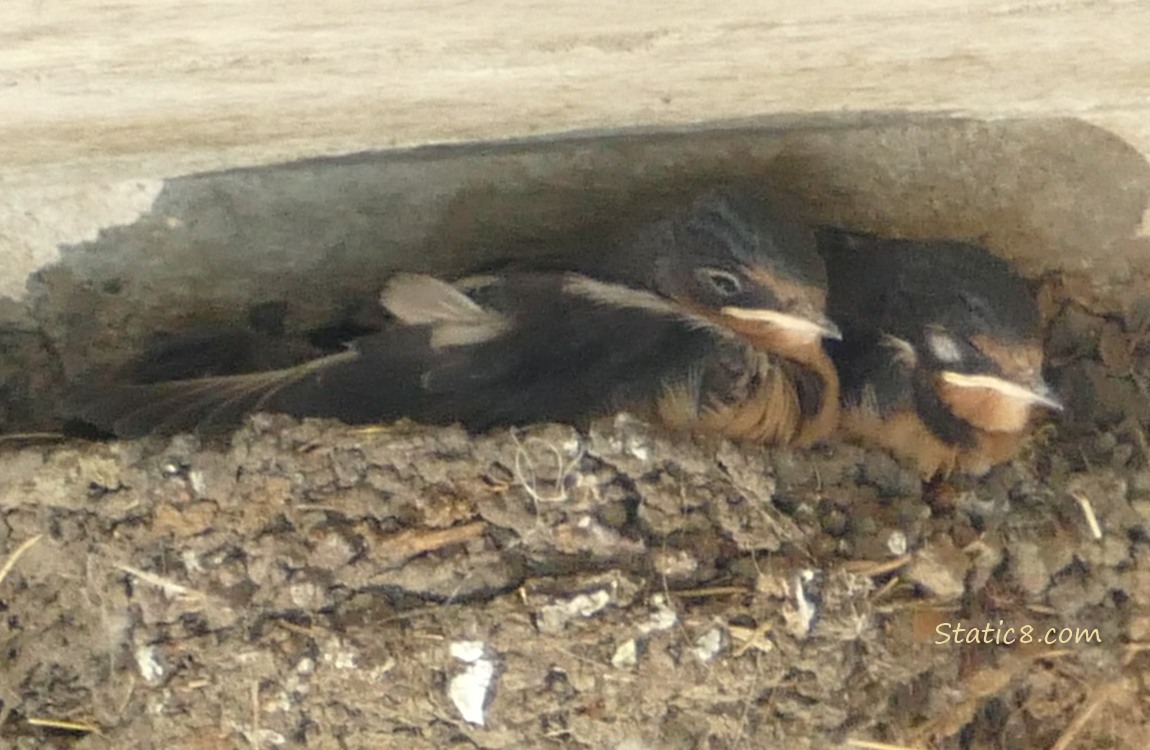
left=1070, top=491, right=1103, bottom=540
left=868, top=575, right=902, bottom=603
left=729, top=652, right=761, bottom=750
left=669, top=585, right=749, bottom=598
left=0, top=534, right=43, bottom=587
left=114, top=563, right=205, bottom=601
left=0, top=432, right=67, bottom=444
left=730, top=621, right=773, bottom=657
left=1049, top=680, right=1122, bottom=750
left=250, top=680, right=261, bottom=749
left=26, top=717, right=101, bottom=734
left=374, top=521, right=487, bottom=568
left=845, top=741, right=925, bottom=750
left=841, top=554, right=911, bottom=578
left=1123, top=641, right=1150, bottom=666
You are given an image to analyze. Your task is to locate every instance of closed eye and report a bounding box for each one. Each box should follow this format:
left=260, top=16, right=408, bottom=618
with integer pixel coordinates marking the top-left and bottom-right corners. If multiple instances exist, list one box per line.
left=697, top=268, right=743, bottom=297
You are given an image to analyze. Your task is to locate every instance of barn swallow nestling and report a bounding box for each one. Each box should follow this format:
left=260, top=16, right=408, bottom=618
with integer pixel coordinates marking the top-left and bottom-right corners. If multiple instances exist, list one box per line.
left=494, top=183, right=845, bottom=442
left=68, top=185, right=842, bottom=444
left=816, top=227, right=1062, bottom=479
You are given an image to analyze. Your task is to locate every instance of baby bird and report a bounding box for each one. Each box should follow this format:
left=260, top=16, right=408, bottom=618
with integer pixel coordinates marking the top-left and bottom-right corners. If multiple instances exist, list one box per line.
left=68, top=185, right=842, bottom=444
left=818, top=227, right=1061, bottom=478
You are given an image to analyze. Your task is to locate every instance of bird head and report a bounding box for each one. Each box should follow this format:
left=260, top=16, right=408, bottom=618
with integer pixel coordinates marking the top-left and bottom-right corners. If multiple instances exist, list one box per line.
left=821, top=229, right=1061, bottom=435
left=915, top=278, right=1062, bottom=434
left=636, top=185, right=841, bottom=353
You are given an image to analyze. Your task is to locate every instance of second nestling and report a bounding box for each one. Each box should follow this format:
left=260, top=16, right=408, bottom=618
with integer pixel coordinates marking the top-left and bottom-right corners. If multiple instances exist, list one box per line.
left=818, top=226, right=1063, bottom=478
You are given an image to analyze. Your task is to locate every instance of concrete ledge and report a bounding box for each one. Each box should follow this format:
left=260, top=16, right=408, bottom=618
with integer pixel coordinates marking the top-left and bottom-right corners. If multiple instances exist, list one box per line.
left=4, top=1, right=1150, bottom=181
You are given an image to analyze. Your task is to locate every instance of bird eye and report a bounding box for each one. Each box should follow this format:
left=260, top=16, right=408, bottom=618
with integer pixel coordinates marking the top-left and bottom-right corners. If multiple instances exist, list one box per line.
left=698, top=269, right=743, bottom=297
left=925, top=329, right=963, bottom=364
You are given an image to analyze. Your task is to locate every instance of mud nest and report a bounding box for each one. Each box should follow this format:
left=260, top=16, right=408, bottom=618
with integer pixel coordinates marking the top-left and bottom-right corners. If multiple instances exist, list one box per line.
left=1, top=275, right=1149, bottom=749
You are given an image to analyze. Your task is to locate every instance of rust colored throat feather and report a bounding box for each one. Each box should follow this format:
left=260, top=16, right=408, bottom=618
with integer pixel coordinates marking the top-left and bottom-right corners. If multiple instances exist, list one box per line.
left=657, top=336, right=840, bottom=448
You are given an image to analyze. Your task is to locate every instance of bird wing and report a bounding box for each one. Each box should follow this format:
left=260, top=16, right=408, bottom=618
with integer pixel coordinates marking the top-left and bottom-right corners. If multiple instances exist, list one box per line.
left=828, top=329, right=917, bottom=419
left=405, top=273, right=728, bottom=430
left=66, top=272, right=508, bottom=438
left=66, top=272, right=723, bottom=438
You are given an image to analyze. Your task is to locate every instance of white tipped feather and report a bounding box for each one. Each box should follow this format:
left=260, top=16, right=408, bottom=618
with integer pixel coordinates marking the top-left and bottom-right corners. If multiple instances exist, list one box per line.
left=74, top=348, right=361, bottom=438
left=562, top=275, right=679, bottom=317
left=381, top=273, right=488, bottom=324
left=381, top=273, right=509, bottom=348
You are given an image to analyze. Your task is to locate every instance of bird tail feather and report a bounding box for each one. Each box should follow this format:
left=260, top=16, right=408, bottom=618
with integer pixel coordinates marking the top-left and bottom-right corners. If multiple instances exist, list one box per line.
left=66, top=349, right=358, bottom=438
